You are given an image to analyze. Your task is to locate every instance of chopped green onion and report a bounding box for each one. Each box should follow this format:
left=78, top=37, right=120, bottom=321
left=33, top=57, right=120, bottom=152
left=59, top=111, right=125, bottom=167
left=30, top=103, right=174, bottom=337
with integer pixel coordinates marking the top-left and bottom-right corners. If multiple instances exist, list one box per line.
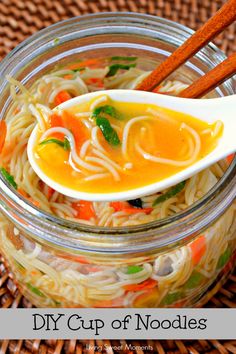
left=96, top=117, right=120, bottom=146
left=126, top=265, right=143, bottom=274
left=92, top=105, right=123, bottom=120
left=26, top=283, right=45, bottom=297
left=217, top=248, right=231, bottom=269
left=53, top=299, right=62, bottom=306
left=184, top=271, right=203, bottom=289
left=72, top=67, right=86, bottom=72
left=14, top=260, right=25, bottom=270
left=64, top=137, right=71, bottom=151
left=111, top=56, right=137, bottom=62
left=152, top=181, right=186, bottom=207
left=161, top=292, right=182, bottom=305
left=40, top=138, right=64, bottom=148
left=0, top=167, right=18, bottom=189
left=53, top=38, right=60, bottom=45
left=39, top=137, right=70, bottom=151
left=106, top=63, right=136, bottom=77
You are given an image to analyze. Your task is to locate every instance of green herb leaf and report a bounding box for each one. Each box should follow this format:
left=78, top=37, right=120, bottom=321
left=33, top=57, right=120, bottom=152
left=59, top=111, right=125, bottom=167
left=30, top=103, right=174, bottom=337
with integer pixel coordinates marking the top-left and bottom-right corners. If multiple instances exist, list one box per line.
left=106, top=63, right=136, bottom=77
left=126, top=265, right=143, bottom=274
left=72, top=67, right=86, bottom=72
left=152, top=181, right=186, bottom=207
left=40, top=138, right=64, bottom=148
left=0, top=167, right=18, bottom=189
left=63, top=137, right=71, bottom=151
left=161, top=292, right=182, bottom=305
left=217, top=248, right=231, bottom=269
left=14, top=260, right=25, bottom=270
left=53, top=299, right=62, bottom=306
left=96, top=117, right=120, bottom=146
left=184, top=271, right=203, bottom=289
left=26, top=283, right=45, bottom=297
left=111, top=56, right=137, bottom=62
left=53, top=38, right=60, bottom=45
left=92, top=105, right=123, bottom=120
left=39, top=137, right=70, bottom=151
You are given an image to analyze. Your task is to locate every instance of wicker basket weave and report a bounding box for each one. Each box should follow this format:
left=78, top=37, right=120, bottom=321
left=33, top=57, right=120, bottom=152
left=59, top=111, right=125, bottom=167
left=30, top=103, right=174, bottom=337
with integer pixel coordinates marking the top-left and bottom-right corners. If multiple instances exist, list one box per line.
left=0, top=0, right=236, bottom=60
left=0, top=0, right=236, bottom=353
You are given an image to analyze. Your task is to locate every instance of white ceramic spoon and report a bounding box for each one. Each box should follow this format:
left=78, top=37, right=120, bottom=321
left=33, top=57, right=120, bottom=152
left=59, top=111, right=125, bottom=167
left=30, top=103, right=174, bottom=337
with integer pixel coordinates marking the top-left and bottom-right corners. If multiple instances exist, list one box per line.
left=28, top=90, right=235, bottom=202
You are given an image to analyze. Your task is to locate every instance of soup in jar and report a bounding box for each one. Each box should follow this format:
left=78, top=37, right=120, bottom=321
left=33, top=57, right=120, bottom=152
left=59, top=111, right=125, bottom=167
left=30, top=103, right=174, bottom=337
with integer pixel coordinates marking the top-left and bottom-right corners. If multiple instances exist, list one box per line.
left=0, top=56, right=235, bottom=308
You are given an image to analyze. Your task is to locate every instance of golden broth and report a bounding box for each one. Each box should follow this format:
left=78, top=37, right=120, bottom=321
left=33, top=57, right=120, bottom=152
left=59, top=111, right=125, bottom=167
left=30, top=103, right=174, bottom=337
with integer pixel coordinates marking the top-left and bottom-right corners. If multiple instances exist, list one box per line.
left=34, top=97, right=223, bottom=194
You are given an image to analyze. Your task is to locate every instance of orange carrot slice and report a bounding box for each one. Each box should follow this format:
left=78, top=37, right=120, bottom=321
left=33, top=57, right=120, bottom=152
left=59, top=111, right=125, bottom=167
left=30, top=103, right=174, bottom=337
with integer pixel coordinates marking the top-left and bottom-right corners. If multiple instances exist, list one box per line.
left=28, top=198, right=40, bottom=208
left=86, top=266, right=101, bottom=272
left=54, top=91, right=72, bottom=106
left=18, top=188, right=40, bottom=208
left=110, top=201, right=128, bottom=211
left=190, top=235, right=206, bottom=265
left=49, top=113, right=64, bottom=128
left=94, top=296, right=124, bottom=308
left=60, top=254, right=91, bottom=264
left=49, top=111, right=88, bottom=150
left=123, top=278, right=157, bottom=292
left=47, top=186, right=55, bottom=199
left=47, top=111, right=88, bottom=148
left=86, top=78, right=104, bottom=88
left=48, top=113, right=65, bottom=140
left=0, top=121, right=7, bottom=153
left=72, top=200, right=96, bottom=220
left=153, top=85, right=162, bottom=92
left=156, top=90, right=176, bottom=96
left=122, top=207, right=153, bottom=215
left=94, top=300, right=113, bottom=307
left=63, top=74, right=73, bottom=80
left=75, top=256, right=91, bottom=265
left=226, top=153, right=235, bottom=165
left=18, top=188, right=28, bottom=198
left=67, top=58, right=103, bottom=70
left=62, top=111, right=88, bottom=151
left=133, top=287, right=159, bottom=308
left=14, top=107, right=20, bottom=114
left=110, top=201, right=153, bottom=214
left=170, top=299, right=187, bottom=308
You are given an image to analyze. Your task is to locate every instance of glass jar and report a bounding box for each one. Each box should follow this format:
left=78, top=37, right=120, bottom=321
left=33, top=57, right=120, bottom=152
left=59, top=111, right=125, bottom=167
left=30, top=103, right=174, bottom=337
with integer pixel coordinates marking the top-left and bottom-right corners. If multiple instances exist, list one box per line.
left=0, top=13, right=235, bottom=308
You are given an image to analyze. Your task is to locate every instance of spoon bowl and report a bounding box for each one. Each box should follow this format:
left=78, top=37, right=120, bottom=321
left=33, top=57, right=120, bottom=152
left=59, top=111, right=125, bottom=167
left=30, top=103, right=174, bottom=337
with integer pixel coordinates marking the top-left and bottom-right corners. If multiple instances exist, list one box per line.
left=28, top=90, right=235, bottom=201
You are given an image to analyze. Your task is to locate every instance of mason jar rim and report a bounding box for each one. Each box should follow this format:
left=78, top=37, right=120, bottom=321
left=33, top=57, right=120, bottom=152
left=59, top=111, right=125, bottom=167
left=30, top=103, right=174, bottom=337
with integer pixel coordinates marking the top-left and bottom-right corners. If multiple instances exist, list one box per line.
left=0, top=12, right=235, bottom=254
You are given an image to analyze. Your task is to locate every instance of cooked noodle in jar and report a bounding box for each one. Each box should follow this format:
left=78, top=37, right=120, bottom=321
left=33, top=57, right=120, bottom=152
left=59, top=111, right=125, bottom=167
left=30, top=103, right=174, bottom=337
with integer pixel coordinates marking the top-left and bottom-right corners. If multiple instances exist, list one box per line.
left=0, top=55, right=235, bottom=308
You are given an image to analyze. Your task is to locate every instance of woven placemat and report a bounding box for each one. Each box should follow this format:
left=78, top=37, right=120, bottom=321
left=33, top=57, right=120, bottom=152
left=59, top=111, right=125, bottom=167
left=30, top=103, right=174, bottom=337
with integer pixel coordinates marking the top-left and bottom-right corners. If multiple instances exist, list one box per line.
left=0, top=0, right=236, bottom=59
left=0, top=0, right=236, bottom=353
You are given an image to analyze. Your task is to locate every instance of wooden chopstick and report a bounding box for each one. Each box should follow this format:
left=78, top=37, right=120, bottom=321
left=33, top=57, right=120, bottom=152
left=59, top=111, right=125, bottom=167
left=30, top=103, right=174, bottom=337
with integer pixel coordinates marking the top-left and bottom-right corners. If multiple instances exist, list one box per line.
left=178, top=52, right=236, bottom=98
left=136, top=0, right=236, bottom=92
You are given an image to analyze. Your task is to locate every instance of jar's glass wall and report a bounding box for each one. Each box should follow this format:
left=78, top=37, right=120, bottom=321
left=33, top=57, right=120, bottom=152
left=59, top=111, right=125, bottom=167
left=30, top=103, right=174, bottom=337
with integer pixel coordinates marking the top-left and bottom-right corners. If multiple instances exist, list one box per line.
left=0, top=14, right=235, bottom=308
left=0, top=203, right=235, bottom=308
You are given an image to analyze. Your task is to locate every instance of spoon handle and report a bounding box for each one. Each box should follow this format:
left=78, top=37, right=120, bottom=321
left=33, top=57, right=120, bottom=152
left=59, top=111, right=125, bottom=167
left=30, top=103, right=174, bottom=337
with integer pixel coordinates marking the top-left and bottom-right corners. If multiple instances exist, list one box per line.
left=136, top=0, right=236, bottom=92
left=178, top=52, right=236, bottom=98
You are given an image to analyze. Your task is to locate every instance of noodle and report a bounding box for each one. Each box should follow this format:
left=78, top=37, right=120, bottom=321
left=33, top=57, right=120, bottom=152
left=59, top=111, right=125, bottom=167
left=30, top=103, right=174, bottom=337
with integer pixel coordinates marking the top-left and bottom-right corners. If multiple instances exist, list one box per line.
left=135, top=122, right=201, bottom=167
left=122, top=115, right=153, bottom=157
